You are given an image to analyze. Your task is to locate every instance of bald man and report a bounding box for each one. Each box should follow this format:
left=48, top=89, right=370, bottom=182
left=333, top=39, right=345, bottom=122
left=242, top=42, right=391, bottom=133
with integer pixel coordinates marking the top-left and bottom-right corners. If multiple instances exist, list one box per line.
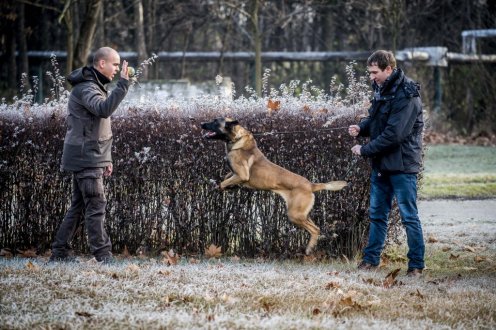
left=50, top=47, right=130, bottom=264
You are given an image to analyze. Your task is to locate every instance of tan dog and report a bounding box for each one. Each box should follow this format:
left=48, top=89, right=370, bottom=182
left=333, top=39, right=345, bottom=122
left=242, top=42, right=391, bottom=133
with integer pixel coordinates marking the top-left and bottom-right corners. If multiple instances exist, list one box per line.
left=201, top=117, right=347, bottom=255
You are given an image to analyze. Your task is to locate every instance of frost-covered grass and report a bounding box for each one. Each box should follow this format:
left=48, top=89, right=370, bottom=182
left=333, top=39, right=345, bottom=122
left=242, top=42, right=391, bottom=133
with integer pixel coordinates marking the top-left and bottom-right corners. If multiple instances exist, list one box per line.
left=1, top=251, right=495, bottom=328
left=3, top=199, right=495, bottom=329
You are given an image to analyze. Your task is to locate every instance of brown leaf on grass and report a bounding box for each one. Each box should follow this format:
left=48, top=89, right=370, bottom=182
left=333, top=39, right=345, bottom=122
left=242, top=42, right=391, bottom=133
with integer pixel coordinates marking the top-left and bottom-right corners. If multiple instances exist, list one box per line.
left=325, top=281, right=341, bottom=290
left=449, top=253, right=460, bottom=260
left=189, top=258, right=200, bottom=264
left=383, top=268, right=401, bottom=288
left=303, top=255, right=317, bottom=263
left=410, top=289, right=425, bottom=299
left=0, top=248, right=13, bottom=258
left=312, top=307, right=321, bottom=315
left=464, top=245, right=476, bottom=253
left=205, top=244, right=222, bottom=259
left=267, top=99, right=281, bottom=112
left=26, top=260, right=39, bottom=271
left=126, top=264, right=140, bottom=273
left=17, top=248, right=37, bottom=258
left=158, top=269, right=171, bottom=276
left=75, top=311, right=93, bottom=317
left=162, top=249, right=178, bottom=265
left=442, top=246, right=452, bottom=252
left=122, top=245, right=131, bottom=259
left=474, top=255, right=487, bottom=263
left=427, top=234, right=439, bottom=243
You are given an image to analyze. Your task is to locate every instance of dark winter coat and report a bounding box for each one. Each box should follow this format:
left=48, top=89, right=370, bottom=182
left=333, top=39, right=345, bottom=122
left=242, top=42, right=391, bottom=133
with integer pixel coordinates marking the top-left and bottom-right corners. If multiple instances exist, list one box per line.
left=61, top=67, right=129, bottom=172
left=358, top=68, right=423, bottom=174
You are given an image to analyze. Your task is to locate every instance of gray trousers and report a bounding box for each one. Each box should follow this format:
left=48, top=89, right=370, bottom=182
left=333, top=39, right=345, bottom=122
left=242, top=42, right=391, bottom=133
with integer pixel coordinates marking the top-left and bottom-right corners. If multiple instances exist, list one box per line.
left=52, top=168, right=112, bottom=260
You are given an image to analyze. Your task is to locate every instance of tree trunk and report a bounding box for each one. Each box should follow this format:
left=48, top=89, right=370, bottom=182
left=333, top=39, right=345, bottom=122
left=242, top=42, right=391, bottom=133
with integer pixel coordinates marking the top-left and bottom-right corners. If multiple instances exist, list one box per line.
left=250, top=0, right=262, bottom=96
left=16, top=2, right=29, bottom=79
left=144, top=0, right=157, bottom=79
left=134, top=0, right=148, bottom=79
left=73, top=0, right=102, bottom=68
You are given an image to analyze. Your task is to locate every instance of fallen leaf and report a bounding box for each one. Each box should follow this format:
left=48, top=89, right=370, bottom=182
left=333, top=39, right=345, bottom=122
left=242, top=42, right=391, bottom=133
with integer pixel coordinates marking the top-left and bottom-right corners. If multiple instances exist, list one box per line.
left=303, top=255, right=317, bottom=263
left=449, top=253, right=460, bottom=260
left=267, top=99, right=281, bottom=112
left=427, top=235, right=439, bottom=243
left=442, top=246, right=451, bottom=252
left=205, top=244, right=222, bottom=259
left=162, top=249, right=178, bottom=265
left=122, top=245, right=131, bottom=258
left=411, top=289, right=424, bottom=299
left=325, top=281, right=341, bottom=290
left=463, top=245, right=476, bottom=253
left=17, top=248, right=37, bottom=258
left=189, top=258, right=200, bottom=264
left=158, top=269, right=171, bottom=276
left=312, top=307, right=321, bottom=315
left=383, top=268, right=401, bottom=288
left=26, top=260, right=39, bottom=271
left=0, top=248, right=13, bottom=258
left=126, top=264, right=140, bottom=273
left=75, top=311, right=93, bottom=317
left=474, top=255, right=487, bottom=263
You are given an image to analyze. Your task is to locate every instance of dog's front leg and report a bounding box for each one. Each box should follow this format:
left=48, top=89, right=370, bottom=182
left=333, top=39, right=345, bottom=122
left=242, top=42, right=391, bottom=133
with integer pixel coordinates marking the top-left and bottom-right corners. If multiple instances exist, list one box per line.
left=219, top=160, right=251, bottom=190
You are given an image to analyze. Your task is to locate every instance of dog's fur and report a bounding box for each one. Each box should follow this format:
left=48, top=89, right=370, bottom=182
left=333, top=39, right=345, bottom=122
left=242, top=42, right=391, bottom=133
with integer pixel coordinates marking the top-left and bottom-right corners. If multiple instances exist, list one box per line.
left=201, top=117, right=347, bottom=255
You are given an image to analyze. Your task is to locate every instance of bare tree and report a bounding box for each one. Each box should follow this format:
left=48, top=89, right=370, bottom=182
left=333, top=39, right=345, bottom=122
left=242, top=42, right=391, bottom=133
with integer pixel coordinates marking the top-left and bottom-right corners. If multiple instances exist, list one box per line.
left=134, top=0, right=148, bottom=79
left=59, top=0, right=102, bottom=73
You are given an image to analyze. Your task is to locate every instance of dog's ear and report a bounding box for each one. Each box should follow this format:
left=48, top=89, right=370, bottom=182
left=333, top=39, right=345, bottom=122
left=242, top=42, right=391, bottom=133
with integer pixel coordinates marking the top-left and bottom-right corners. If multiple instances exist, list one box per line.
left=225, top=120, right=239, bottom=127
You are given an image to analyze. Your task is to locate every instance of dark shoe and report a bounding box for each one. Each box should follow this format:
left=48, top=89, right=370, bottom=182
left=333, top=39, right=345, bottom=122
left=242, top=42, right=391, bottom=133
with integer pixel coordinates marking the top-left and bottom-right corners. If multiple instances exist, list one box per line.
left=407, top=268, right=423, bottom=277
left=48, top=255, right=79, bottom=263
left=357, top=261, right=378, bottom=270
left=96, top=255, right=114, bottom=265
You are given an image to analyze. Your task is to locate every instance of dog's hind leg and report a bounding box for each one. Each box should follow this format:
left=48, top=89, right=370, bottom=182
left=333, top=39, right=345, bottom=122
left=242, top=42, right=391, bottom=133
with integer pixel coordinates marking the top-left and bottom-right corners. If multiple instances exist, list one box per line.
left=285, top=190, right=320, bottom=255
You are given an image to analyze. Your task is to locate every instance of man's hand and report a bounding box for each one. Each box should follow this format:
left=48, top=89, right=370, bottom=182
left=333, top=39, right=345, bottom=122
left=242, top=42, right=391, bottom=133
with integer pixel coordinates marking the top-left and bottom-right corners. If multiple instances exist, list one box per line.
left=348, top=125, right=360, bottom=137
left=120, top=60, right=129, bottom=80
left=104, top=164, right=113, bottom=177
left=351, top=145, right=362, bottom=156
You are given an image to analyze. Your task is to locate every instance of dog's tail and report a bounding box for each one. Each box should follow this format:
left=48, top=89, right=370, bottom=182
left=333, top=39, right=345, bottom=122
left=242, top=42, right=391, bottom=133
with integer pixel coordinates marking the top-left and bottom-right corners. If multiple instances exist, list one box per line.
left=311, top=181, right=347, bottom=192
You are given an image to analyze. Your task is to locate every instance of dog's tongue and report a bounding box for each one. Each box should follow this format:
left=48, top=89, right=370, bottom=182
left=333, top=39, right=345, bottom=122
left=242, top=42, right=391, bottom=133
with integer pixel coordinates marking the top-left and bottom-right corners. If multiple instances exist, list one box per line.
left=203, top=131, right=216, bottom=138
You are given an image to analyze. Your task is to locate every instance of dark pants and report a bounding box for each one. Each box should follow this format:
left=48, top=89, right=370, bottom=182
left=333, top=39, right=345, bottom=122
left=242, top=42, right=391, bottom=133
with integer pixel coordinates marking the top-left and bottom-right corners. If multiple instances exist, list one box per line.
left=52, top=168, right=112, bottom=261
left=363, top=170, right=425, bottom=270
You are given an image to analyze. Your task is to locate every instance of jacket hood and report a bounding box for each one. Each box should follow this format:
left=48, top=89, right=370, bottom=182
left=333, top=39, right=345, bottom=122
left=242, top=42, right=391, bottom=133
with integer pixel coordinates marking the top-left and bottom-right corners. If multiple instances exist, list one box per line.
left=67, top=67, right=95, bottom=87
left=67, top=66, right=110, bottom=90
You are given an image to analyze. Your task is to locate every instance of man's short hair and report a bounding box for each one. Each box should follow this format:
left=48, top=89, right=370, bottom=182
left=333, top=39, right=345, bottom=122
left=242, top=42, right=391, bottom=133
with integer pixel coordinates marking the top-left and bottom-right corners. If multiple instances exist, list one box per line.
left=93, top=47, right=115, bottom=67
left=367, top=50, right=396, bottom=70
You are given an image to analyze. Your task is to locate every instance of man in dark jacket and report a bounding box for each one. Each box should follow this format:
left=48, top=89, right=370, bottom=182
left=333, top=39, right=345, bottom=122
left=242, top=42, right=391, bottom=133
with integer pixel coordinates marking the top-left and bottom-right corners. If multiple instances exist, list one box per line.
left=50, top=47, right=130, bottom=263
left=348, top=50, right=425, bottom=277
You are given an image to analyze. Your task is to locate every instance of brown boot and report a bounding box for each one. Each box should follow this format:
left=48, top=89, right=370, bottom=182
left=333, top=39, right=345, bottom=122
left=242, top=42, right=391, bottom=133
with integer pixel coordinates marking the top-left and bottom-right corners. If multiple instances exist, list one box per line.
left=357, top=261, right=378, bottom=270
left=406, top=268, right=423, bottom=277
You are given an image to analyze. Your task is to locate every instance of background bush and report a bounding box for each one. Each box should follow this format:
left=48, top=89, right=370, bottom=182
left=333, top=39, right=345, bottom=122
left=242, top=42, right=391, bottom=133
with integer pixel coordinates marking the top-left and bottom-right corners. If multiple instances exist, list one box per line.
left=0, top=66, right=395, bottom=259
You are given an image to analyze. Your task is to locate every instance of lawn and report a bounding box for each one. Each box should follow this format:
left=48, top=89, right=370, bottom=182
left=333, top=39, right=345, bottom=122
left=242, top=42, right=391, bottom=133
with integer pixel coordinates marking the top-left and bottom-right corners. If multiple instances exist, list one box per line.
left=420, top=144, right=496, bottom=199
left=1, top=144, right=495, bottom=329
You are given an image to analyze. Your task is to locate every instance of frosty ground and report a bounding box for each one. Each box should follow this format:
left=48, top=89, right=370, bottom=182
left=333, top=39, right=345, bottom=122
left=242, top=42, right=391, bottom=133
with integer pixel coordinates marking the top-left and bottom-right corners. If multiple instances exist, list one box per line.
left=1, top=199, right=495, bottom=329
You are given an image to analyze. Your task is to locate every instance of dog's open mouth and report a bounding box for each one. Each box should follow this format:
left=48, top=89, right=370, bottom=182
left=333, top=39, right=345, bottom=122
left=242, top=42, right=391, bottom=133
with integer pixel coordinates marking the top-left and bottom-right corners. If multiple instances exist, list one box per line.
left=202, top=130, right=218, bottom=138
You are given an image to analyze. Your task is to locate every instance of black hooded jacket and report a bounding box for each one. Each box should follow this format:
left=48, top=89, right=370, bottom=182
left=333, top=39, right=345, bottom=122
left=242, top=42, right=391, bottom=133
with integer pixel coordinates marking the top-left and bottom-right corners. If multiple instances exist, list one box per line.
left=358, top=68, right=423, bottom=174
left=61, top=67, right=129, bottom=172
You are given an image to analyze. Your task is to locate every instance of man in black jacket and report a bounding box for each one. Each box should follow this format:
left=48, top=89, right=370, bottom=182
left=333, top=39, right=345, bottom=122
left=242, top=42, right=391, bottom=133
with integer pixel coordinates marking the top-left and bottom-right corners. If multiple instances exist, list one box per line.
left=348, top=50, right=425, bottom=277
left=50, top=47, right=130, bottom=263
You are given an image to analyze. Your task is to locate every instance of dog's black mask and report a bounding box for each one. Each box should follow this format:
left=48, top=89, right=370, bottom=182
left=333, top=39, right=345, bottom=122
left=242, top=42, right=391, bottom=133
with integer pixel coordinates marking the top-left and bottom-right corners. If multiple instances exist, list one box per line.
left=201, top=118, right=239, bottom=141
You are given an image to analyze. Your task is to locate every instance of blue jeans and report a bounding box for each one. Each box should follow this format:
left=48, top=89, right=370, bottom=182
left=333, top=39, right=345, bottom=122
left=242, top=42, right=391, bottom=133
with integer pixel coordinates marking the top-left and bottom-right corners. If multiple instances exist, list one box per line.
left=363, top=170, right=425, bottom=269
